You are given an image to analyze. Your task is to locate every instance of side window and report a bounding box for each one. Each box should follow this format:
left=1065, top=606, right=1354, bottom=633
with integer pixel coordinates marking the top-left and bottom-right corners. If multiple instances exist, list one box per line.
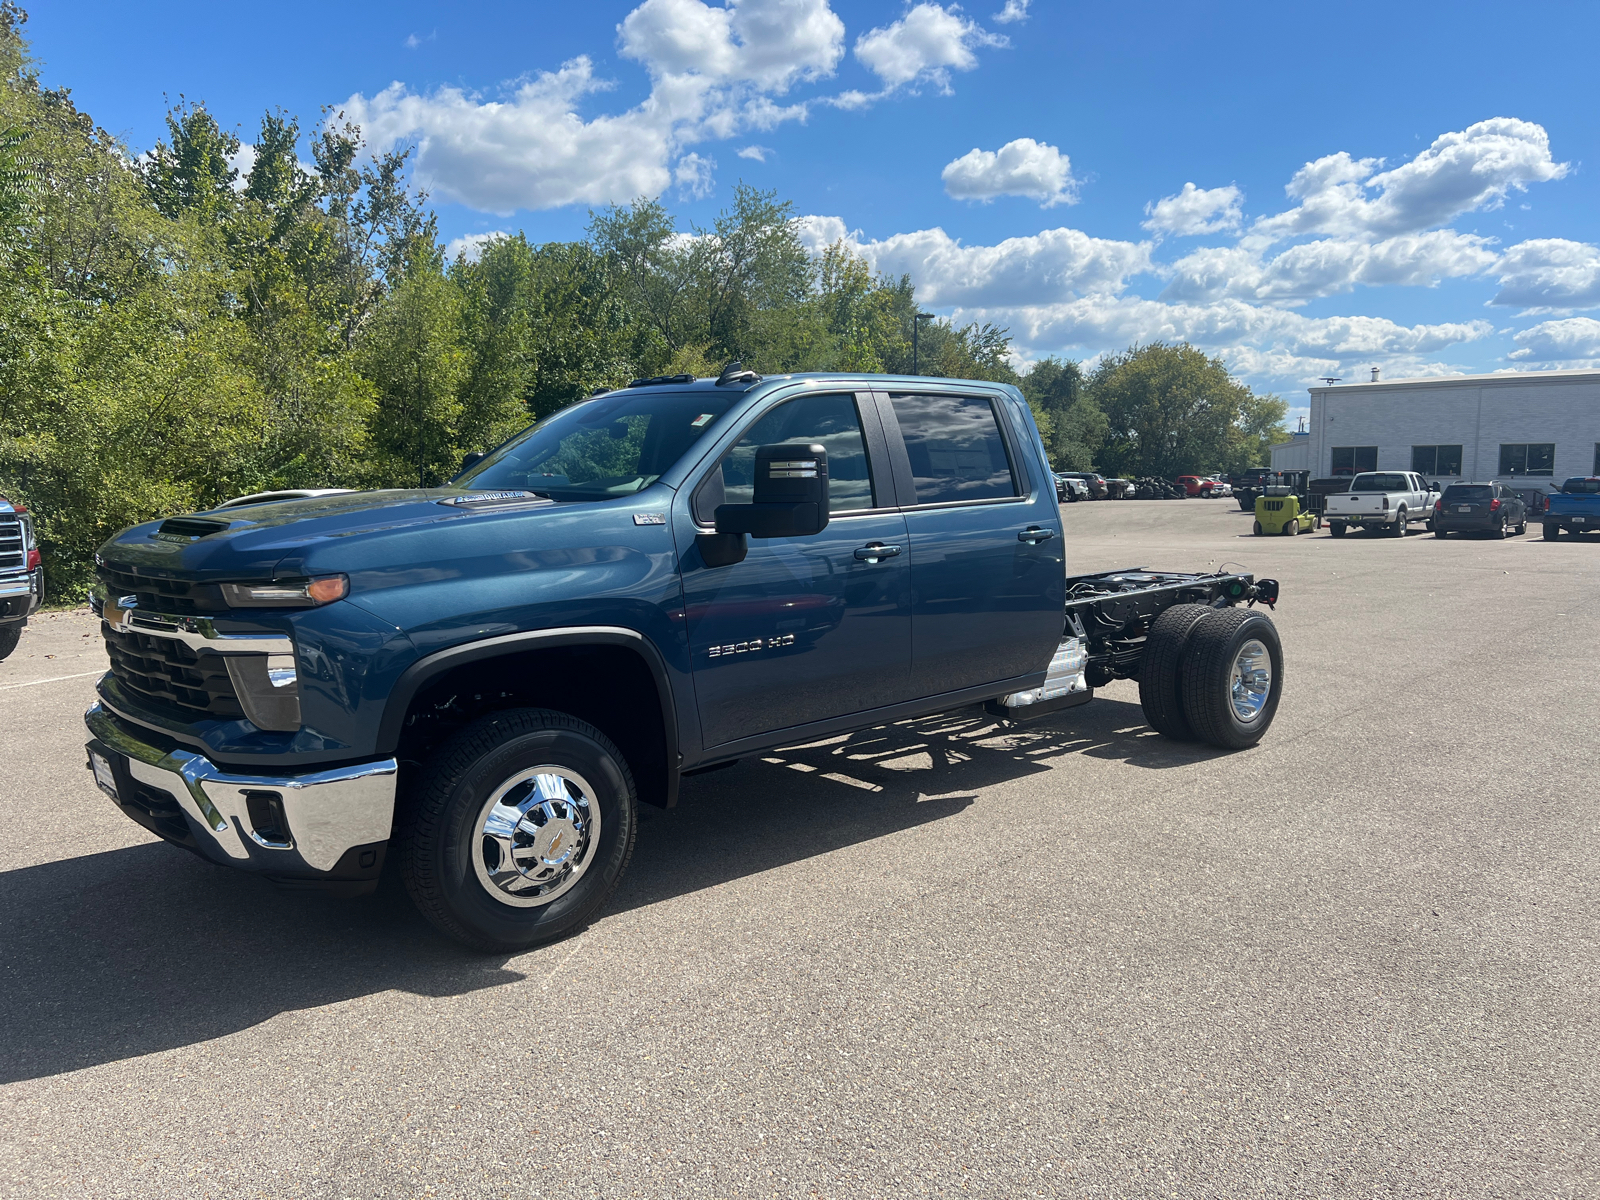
left=694, top=393, right=876, bottom=524
left=887, top=393, right=1018, bottom=505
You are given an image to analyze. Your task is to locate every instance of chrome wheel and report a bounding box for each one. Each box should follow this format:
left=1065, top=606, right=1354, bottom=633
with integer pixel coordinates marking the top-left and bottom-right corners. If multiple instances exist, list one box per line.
left=472, top=767, right=600, bottom=908
left=1229, top=639, right=1272, bottom=722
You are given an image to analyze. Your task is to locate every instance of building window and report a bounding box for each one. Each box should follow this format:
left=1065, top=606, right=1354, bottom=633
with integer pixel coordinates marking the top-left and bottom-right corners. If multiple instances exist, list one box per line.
left=1412, top=445, right=1463, bottom=477
left=1498, top=443, right=1555, bottom=477
left=1331, top=445, right=1377, bottom=476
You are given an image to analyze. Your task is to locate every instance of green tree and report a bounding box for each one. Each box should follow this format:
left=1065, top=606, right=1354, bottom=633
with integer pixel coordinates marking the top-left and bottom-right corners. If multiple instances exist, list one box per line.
left=1021, top=357, right=1107, bottom=470
left=1088, top=342, right=1281, bottom=479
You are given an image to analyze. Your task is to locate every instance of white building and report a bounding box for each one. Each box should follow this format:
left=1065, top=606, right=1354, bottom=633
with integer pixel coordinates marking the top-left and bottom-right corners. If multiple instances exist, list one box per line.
left=1304, top=368, right=1600, bottom=491
left=1270, top=431, right=1309, bottom=471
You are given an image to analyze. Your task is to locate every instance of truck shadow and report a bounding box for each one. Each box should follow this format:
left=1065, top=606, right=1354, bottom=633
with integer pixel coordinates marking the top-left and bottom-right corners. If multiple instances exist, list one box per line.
left=611, top=697, right=1226, bottom=914
left=0, top=698, right=1213, bottom=1084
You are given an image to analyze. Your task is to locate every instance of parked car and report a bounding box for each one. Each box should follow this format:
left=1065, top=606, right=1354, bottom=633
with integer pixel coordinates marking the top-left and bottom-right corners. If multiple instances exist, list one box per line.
left=1176, top=475, right=1224, bottom=498
left=1543, top=477, right=1600, bottom=539
left=1054, top=474, right=1088, bottom=502
left=1432, top=483, right=1527, bottom=538
left=1323, top=471, right=1442, bottom=538
left=0, top=492, right=42, bottom=662
left=83, top=370, right=1288, bottom=951
left=1105, top=478, right=1135, bottom=499
left=1057, top=472, right=1109, bottom=500
left=1203, top=476, right=1233, bottom=497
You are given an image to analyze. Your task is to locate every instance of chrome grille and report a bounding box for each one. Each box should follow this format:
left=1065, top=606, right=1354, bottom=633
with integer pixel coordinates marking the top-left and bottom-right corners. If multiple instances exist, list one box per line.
left=0, top=516, right=22, bottom=571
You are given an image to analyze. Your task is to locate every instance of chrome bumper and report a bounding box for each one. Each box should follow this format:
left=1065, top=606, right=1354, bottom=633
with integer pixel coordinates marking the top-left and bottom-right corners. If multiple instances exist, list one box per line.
left=84, top=702, right=397, bottom=878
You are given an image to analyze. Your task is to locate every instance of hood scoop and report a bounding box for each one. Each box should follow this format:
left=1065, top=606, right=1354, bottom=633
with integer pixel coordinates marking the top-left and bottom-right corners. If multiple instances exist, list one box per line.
left=155, top=516, right=232, bottom=541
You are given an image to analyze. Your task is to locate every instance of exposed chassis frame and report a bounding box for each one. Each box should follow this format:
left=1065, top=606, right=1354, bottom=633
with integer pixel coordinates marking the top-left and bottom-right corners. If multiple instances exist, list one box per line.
left=1063, top=567, right=1279, bottom=688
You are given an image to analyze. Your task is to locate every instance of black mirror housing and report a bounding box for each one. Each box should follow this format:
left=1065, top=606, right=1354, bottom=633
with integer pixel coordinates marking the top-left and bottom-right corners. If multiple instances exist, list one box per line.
left=458, top=451, right=486, bottom=474
left=714, top=444, right=829, bottom=539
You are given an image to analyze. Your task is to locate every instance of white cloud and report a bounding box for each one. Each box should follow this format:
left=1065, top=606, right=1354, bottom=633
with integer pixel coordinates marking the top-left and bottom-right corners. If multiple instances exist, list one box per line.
left=1163, top=230, right=1498, bottom=306
left=992, top=0, right=1030, bottom=23
left=941, top=138, right=1078, bottom=207
left=1507, top=317, right=1600, bottom=363
left=225, top=143, right=256, bottom=191
left=617, top=0, right=845, bottom=92
left=340, top=59, right=677, bottom=214
left=674, top=152, right=717, bottom=199
left=737, top=144, right=770, bottom=161
left=800, top=217, right=1149, bottom=307
left=854, top=3, right=1006, bottom=93
left=1490, top=238, right=1600, bottom=310
left=1253, top=118, right=1568, bottom=243
left=446, top=231, right=508, bottom=262
left=1142, top=182, right=1242, bottom=236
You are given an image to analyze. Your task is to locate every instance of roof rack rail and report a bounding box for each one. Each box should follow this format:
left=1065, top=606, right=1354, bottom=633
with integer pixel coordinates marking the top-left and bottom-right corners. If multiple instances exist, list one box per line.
left=625, top=373, right=696, bottom=388
left=716, top=360, right=762, bottom=386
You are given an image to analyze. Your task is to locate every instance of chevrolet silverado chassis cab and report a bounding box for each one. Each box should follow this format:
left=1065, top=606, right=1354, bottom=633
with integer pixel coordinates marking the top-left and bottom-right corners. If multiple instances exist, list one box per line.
left=84, top=372, right=1285, bottom=951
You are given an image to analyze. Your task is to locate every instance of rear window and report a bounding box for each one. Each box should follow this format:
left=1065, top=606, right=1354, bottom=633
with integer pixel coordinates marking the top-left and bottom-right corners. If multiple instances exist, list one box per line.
left=1442, top=485, right=1492, bottom=501
left=887, top=393, right=1018, bottom=505
left=1350, top=473, right=1409, bottom=492
left=1561, top=478, right=1600, bottom=493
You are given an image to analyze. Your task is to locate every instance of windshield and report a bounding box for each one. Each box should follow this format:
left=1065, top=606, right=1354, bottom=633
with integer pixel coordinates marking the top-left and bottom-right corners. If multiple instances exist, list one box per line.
left=1350, top=473, right=1409, bottom=492
left=1561, top=478, right=1600, bottom=493
left=1442, top=485, right=1492, bottom=501
left=457, top=389, right=738, bottom=500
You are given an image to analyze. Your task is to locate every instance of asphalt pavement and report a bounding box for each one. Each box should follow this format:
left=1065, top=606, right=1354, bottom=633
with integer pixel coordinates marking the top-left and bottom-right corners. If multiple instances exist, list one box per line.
left=2, top=500, right=1596, bottom=1198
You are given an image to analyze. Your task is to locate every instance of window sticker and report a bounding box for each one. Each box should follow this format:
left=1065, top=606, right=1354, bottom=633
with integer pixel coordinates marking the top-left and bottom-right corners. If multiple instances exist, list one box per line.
left=691, top=413, right=716, bottom=428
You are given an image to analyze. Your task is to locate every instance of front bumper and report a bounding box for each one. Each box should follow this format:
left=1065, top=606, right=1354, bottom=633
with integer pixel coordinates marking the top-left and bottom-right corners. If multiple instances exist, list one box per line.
left=0, top=567, right=42, bottom=621
left=84, top=702, right=398, bottom=887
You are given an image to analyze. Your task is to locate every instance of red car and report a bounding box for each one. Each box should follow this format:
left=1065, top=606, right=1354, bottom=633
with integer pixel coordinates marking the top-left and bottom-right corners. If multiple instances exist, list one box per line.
left=1175, top=475, right=1220, bottom=497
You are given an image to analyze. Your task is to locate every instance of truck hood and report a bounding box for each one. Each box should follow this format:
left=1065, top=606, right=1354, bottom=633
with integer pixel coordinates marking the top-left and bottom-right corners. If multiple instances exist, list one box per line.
left=97, top=488, right=565, bottom=582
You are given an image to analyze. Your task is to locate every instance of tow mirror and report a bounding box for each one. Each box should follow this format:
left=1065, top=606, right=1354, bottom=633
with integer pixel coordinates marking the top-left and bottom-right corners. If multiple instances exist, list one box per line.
left=697, top=444, right=829, bottom=568
left=1431, top=481, right=1441, bottom=491
left=715, top=444, right=829, bottom=538
left=459, top=451, right=486, bottom=474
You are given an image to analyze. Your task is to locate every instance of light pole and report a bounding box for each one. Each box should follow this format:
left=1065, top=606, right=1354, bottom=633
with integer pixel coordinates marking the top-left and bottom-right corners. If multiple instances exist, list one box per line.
left=912, top=311, right=934, bottom=375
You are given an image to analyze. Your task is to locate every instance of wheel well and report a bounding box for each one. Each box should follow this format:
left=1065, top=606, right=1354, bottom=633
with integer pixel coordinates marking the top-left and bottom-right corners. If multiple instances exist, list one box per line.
left=395, top=644, right=674, bottom=808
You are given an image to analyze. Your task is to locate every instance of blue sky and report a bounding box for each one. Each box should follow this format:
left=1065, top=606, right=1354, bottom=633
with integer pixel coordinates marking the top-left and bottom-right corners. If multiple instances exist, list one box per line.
left=28, top=0, right=1600, bottom=416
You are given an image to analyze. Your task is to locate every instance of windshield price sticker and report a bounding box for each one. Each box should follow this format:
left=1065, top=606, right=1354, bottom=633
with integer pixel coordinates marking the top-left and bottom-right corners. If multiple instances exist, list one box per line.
left=690, top=413, right=716, bottom=427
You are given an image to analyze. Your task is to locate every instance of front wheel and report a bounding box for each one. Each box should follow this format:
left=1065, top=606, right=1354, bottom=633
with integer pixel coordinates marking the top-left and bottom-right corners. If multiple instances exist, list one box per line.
left=1180, top=608, right=1284, bottom=750
left=0, top=623, right=19, bottom=662
left=400, top=708, right=638, bottom=952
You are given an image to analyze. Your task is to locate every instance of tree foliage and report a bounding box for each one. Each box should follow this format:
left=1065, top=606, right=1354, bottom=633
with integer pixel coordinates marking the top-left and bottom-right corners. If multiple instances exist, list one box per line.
left=0, top=6, right=1285, bottom=598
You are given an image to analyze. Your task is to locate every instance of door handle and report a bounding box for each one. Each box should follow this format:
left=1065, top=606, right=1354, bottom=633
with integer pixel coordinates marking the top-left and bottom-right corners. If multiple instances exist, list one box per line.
left=854, top=542, right=903, bottom=562
left=1017, top=527, right=1055, bottom=544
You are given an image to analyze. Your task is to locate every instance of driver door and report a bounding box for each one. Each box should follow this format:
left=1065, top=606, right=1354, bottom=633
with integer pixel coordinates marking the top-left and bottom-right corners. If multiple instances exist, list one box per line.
left=675, top=391, right=912, bottom=750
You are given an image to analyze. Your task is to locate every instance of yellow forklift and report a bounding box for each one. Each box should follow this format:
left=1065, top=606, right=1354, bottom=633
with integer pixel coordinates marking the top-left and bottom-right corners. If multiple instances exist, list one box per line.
left=1253, top=470, right=1320, bottom=535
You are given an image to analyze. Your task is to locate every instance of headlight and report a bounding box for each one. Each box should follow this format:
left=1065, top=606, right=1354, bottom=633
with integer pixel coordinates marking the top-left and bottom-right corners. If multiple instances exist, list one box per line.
left=221, top=575, right=348, bottom=608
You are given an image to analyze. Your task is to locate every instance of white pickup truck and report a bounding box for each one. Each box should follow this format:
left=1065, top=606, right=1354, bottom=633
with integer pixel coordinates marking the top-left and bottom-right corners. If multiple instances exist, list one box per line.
left=1324, top=471, right=1442, bottom=538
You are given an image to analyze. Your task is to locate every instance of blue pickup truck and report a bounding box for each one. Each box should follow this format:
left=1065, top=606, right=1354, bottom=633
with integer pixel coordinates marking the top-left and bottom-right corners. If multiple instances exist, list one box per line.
left=1543, top=477, right=1600, bottom=539
left=83, top=370, right=1284, bottom=950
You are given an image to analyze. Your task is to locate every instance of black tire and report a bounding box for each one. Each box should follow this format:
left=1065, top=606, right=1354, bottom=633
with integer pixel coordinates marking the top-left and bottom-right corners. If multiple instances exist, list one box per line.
left=1180, top=608, right=1284, bottom=750
left=1252, top=520, right=1263, bottom=535
left=1517, top=517, right=1527, bottom=535
left=0, top=622, right=19, bottom=662
left=1138, top=603, right=1214, bottom=741
left=1545, top=524, right=1560, bottom=540
left=1237, top=497, right=1253, bottom=512
left=1330, top=522, right=1347, bottom=538
left=1495, top=519, right=1507, bottom=540
left=1392, top=510, right=1408, bottom=537
left=1434, top=527, right=1448, bottom=538
left=399, top=707, right=638, bottom=952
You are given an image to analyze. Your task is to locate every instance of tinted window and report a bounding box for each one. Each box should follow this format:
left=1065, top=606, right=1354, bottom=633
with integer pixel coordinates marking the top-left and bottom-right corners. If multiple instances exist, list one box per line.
left=1561, top=477, right=1600, bottom=494
left=1499, top=443, right=1555, bottom=477
left=888, top=393, right=1018, bottom=505
left=1350, top=473, right=1409, bottom=492
left=699, top=393, right=875, bottom=521
left=1443, top=485, right=1492, bottom=501
left=1331, top=446, right=1378, bottom=475
left=461, top=390, right=737, bottom=500
left=1412, top=444, right=1463, bottom=476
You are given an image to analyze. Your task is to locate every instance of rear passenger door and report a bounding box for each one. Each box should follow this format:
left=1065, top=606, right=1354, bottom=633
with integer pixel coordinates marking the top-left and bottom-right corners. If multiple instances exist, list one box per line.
left=871, top=389, right=1064, bottom=697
